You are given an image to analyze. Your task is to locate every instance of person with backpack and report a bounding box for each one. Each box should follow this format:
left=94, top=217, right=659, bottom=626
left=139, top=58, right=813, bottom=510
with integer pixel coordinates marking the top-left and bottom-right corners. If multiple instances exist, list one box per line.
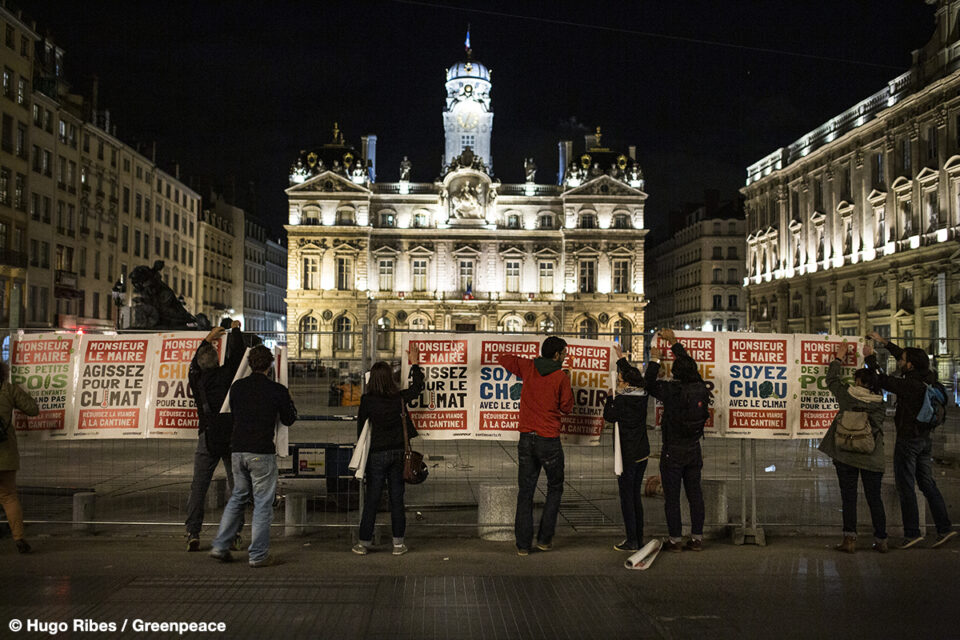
left=817, top=342, right=888, bottom=553
left=185, top=321, right=246, bottom=553
left=865, top=332, right=955, bottom=549
left=500, top=336, right=575, bottom=556
left=645, top=329, right=709, bottom=552
left=603, top=343, right=650, bottom=552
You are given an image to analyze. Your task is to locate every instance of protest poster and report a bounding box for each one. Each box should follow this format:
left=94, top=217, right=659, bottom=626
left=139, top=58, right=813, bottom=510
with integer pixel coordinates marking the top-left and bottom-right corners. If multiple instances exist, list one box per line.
left=72, top=335, right=157, bottom=438
left=403, top=334, right=472, bottom=439
left=794, top=336, right=862, bottom=438
left=147, top=332, right=212, bottom=438
left=559, top=340, right=616, bottom=445
left=723, top=334, right=793, bottom=438
left=649, top=332, right=723, bottom=436
left=10, top=333, right=78, bottom=437
left=476, top=337, right=540, bottom=439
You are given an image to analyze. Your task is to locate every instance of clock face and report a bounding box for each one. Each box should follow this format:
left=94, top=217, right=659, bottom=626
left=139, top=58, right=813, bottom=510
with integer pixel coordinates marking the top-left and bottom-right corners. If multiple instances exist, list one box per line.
left=457, top=112, right=479, bottom=130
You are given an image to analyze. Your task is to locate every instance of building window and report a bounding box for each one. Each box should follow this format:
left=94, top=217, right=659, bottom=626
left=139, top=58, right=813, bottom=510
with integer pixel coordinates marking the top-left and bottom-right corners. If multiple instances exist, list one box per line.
left=612, top=259, right=630, bottom=293
left=727, top=268, right=737, bottom=283
left=815, top=288, right=828, bottom=315
left=538, top=213, right=554, bottom=229
left=412, top=212, right=428, bottom=228
left=507, top=214, right=520, bottom=229
left=712, top=268, right=722, bottom=283
left=410, top=316, right=427, bottom=332
left=902, top=137, right=911, bottom=174
left=336, top=257, right=352, bottom=290
left=712, top=294, right=723, bottom=310
left=502, top=316, right=522, bottom=333
left=334, top=316, right=353, bottom=350
left=728, top=294, right=738, bottom=310
left=925, top=189, right=940, bottom=231
left=505, top=260, right=520, bottom=293
left=379, top=211, right=395, bottom=227
left=336, top=209, right=354, bottom=225
left=539, top=261, right=554, bottom=293
left=875, top=206, right=886, bottom=246
left=460, top=134, right=475, bottom=151
left=458, top=260, right=473, bottom=292
left=539, top=318, right=555, bottom=333
left=379, top=259, right=394, bottom=291
left=900, top=198, right=914, bottom=237
left=376, top=317, right=393, bottom=351
left=578, top=213, right=597, bottom=229
left=927, top=124, right=938, bottom=162
left=612, top=214, right=631, bottom=229
left=712, top=246, right=723, bottom=259
left=412, top=259, right=427, bottom=292
left=613, top=318, right=632, bottom=353
left=299, top=316, right=319, bottom=350
left=578, top=317, right=598, bottom=340
left=727, top=320, right=739, bottom=332
left=302, top=256, right=319, bottom=290
left=578, top=260, right=596, bottom=293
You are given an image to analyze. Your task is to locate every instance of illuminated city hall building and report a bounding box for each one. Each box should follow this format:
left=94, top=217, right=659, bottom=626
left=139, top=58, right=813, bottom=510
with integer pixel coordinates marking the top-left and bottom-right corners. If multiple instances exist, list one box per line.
left=284, top=47, right=648, bottom=365
left=743, top=0, right=960, bottom=370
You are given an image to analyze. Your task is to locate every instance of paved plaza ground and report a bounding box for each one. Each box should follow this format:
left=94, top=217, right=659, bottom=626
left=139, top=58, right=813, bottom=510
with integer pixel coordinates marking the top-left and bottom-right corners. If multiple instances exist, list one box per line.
left=1, top=532, right=959, bottom=639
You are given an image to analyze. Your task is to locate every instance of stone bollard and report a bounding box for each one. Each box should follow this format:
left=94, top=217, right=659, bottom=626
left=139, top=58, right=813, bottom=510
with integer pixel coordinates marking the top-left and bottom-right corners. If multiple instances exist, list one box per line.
left=284, top=492, right=307, bottom=537
left=679, top=479, right=728, bottom=538
left=72, top=492, right=96, bottom=532
left=478, top=482, right=515, bottom=542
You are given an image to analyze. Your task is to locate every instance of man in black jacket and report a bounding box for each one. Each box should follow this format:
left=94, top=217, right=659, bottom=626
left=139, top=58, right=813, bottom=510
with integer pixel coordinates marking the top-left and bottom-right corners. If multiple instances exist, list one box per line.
left=866, top=332, right=955, bottom=549
left=209, top=345, right=298, bottom=567
left=645, top=329, right=708, bottom=552
left=185, top=320, right=245, bottom=552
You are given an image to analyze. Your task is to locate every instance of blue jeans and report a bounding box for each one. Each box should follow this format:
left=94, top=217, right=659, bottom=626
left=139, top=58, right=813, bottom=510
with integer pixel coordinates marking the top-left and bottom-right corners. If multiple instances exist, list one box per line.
left=185, top=432, right=243, bottom=536
left=212, top=452, right=277, bottom=563
left=660, top=443, right=704, bottom=539
left=358, top=449, right=406, bottom=543
left=834, top=460, right=886, bottom=539
left=618, top=458, right=648, bottom=546
left=894, top=436, right=952, bottom=537
left=515, top=433, right=564, bottom=551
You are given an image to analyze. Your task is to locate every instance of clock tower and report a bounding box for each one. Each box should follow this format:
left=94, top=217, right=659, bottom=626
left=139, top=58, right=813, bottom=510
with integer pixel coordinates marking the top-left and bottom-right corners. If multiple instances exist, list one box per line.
left=443, top=36, right=493, bottom=172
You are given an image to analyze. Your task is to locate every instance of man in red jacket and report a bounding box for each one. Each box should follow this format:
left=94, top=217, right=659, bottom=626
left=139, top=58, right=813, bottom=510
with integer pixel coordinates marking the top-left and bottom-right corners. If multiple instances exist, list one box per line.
left=500, top=336, right=575, bottom=556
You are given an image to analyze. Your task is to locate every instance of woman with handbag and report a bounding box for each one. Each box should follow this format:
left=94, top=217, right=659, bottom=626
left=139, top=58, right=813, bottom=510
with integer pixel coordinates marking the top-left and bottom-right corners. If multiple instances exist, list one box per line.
left=353, top=345, right=425, bottom=556
left=0, top=360, right=40, bottom=554
left=817, top=342, right=888, bottom=553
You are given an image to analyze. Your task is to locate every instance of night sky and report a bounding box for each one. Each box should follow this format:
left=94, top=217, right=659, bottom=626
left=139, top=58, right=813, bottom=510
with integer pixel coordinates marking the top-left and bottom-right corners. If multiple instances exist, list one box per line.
left=26, top=1, right=937, bottom=240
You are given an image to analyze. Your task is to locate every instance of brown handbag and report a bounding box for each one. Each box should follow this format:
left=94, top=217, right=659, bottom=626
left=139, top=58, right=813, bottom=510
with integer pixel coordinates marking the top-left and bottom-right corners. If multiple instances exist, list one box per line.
left=401, top=403, right=428, bottom=484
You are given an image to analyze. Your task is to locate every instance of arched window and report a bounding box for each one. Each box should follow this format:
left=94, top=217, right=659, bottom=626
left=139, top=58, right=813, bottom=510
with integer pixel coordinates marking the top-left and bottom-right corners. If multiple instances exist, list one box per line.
left=376, top=316, right=393, bottom=351
left=334, top=316, right=353, bottom=350
left=507, top=214, right=520, bottom=229
left=612, top=213, right=631, bottom=229
left=578, top=212, right=597, bottom=229
left=413, top=211, right=428, bottom=228
left=538, top=213, right=554, bottom=229
left=299, top=316, right=319, bottom=350
left=410, top=316, right=427, bottom=333
left=613, top=318, right=632, bottom=353
left=502, top=316, right=523, bottom=333
left=578, top=317, right=598, bottom=340
left=539, top=318, right=555, bottom=334
left=336, top=208, right=355, bottom=225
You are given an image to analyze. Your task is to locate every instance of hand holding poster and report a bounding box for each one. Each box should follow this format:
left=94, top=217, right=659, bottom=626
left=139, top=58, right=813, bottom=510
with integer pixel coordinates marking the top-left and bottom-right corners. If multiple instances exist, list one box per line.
left=477, top=337, right=539, bottom=438
left=403, top=334, right=471, bottom=439
left=559, top=342, right=615, bottom=444
left=148, top=332, right=214, bottom=438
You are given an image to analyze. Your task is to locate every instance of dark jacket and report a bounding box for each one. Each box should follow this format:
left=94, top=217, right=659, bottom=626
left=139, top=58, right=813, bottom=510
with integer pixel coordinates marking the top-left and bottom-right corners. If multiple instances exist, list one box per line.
left=356, top=365, right=425, bottom=453
left=865, top=340, right=935, bottom=440
left=603, top=384, right=650, bottom=466
left=499, top=355, right=575, bottom=438
left=229, top=372, right=298, bottom=454
left=817, top=359, right=886, bottom=473
left=644, top=342, right=703, bottom=451
left=188, top=327, right=245, bottom=434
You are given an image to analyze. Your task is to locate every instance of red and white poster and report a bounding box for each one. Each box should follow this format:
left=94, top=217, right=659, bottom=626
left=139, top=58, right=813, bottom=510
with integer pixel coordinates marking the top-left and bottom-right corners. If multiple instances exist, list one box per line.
left=723, top=335, right=793, bottom=439
left=476, top=337, right=540, bottom=439
left=147, top=332, right=213, bottom=438
left=649, top=332, right=723, bottom=436
left=71, top=335, right=157, bottom=438
left=559, top=341, right=616, bottom=445
left=10, top=333, right=78, bottom=437
left=403, top=334, right=471, bottom=439
left=795, top=336, right=862, bottom=438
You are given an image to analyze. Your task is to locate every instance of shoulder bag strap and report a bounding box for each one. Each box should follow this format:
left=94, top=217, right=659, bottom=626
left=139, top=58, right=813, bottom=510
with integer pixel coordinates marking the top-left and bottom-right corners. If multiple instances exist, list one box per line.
left=400, top=399, right=411, bottom=454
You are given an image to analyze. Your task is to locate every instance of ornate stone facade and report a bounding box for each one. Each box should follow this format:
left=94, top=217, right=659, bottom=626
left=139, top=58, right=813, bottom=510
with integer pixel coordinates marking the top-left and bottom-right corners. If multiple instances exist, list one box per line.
left=284, top=48, right=648, bottom=366
left=743, top=1, right=960, bottom=366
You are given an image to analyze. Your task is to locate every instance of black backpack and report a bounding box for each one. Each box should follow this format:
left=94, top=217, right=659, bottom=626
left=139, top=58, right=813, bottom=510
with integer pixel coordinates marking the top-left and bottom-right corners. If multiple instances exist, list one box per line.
left=918, top=381, right=949, bottom=431
left=675, top=381, right=711, bottom=439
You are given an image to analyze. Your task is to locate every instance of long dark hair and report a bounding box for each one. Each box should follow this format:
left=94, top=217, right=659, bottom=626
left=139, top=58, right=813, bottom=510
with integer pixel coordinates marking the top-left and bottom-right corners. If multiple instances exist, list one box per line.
left=366, top=361, right=400, bottom=397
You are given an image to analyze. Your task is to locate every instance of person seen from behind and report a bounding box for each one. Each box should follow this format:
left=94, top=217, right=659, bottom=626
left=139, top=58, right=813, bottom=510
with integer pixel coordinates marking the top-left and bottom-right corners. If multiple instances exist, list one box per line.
left=603, top=343, right=650, bottom=552
left=865, top=332, right=955, bottom=549
left=817, top=341, right=888, bottom=553
left=0, top=360, right=39, bottom=554
left=353, top=344, right=425, bottom=556
left=500, top=335, right=575, bottom=556
left=645, top=329, right=710, bottom=552
left=209, top=345, right=297, bottom=567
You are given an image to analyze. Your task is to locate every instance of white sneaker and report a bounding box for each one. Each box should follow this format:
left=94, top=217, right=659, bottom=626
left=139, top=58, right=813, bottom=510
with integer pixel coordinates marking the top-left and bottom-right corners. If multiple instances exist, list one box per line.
left=351, top=544, right=368, bottom=555
left=392, top=544, right=408, bottom=556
